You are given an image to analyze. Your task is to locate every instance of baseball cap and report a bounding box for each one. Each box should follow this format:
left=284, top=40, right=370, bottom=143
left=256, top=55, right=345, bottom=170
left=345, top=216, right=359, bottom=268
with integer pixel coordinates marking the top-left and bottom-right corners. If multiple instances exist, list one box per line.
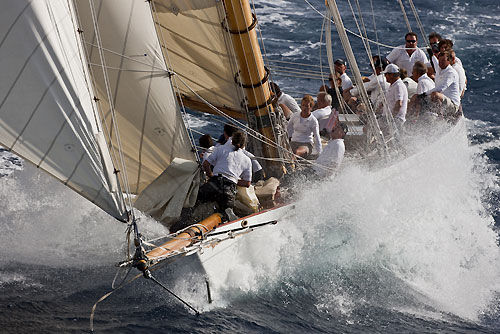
left=334, top=59, right=345, bottom=66
left=383, top=63, right=400, bottom=74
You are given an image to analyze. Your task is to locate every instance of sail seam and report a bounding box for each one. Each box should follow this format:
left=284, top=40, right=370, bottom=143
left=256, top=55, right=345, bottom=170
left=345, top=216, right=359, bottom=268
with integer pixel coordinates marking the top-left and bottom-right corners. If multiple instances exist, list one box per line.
left=0, top=2, right=31, bottom=50
left=87, top=0, right=134, bottom=210
left=64, top=151, right=85, bottom=185
left=0, top=16, right=55, bottom=116
left=135, top=57, right=155, bottom=194
left=148, top=0, right=198, bottom=163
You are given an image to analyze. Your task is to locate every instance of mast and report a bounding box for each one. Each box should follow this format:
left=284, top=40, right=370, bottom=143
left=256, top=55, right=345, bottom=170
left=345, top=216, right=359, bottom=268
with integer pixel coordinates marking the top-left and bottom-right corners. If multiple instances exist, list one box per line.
left=223, top=0, right=284, bottom=175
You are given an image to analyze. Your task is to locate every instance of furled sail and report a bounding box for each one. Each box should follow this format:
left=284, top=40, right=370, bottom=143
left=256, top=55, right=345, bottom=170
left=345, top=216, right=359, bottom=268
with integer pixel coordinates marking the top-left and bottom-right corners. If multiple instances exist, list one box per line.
left=0, top=0, right=126, bottom=220
left=151, top=0, right=247, bottom=119
left=74, top=0, right=197, bottom=195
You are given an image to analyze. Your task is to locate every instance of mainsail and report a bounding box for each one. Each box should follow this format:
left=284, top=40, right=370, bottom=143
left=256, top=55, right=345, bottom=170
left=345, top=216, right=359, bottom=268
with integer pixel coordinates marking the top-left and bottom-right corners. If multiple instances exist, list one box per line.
left=151, top=0, right=247, bottom=120
left=0, top=0, right=126, bottom=220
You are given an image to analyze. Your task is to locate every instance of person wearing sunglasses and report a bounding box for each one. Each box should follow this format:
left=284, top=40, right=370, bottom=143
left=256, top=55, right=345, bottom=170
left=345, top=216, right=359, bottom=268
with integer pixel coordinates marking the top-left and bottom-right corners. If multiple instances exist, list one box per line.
left=386, top=32, right=430, bottom=77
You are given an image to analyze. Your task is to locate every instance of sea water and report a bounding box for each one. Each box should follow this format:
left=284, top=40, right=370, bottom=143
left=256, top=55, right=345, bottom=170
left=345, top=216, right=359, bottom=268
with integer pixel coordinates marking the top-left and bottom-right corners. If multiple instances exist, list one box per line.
left=1, top=0, right=500, bottom=333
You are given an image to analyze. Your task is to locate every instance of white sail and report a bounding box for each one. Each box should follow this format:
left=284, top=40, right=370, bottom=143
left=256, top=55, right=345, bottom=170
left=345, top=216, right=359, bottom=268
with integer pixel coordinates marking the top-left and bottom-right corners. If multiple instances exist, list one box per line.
left=74, top=0, right=197, bottom=195
left=0, top=0, right=126, bottom=220
left=152, top=0, right=247, bottom=118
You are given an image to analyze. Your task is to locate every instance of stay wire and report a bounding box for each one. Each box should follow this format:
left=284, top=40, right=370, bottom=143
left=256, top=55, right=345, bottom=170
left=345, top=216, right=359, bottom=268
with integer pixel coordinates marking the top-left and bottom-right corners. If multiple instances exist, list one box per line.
left=396, top=0, right=412, bottom=32
left=303, top=0, right=427, bottom=51
left=369, top=0, right=381, bottom=58
left=346, top=0, right=398, bottom=140
left=147, top=272, right=200, bottom=315
left=408, top=0, right=429, bottom=48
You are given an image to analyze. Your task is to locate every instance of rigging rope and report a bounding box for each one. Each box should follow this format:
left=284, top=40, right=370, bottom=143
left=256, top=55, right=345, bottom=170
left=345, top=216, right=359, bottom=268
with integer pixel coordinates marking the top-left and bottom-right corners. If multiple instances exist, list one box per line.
left=344, top=0, right=398, bottom=140
left=303, top=0, right=427, bottom=51
left=396, top=0, right=412, bottom=32
left=408, top=0, right=429, bottom=48
left=325, top=0, right=388, bottom=155
left=146, top=272, right=200, bottom=315
left=369, top=0, right=381, bottom=58
left=323, top=5, right=371, bottom=155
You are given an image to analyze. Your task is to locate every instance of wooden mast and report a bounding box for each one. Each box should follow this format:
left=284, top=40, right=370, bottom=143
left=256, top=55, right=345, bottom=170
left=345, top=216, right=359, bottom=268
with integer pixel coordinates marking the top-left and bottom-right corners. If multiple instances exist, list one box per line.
left=223, top=0, right=283, bottom=175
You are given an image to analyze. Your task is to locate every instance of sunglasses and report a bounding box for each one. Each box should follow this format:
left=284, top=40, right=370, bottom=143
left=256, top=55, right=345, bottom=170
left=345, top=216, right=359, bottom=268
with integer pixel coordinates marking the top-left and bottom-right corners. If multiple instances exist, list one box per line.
left=406, top=40, right=417, bottom=43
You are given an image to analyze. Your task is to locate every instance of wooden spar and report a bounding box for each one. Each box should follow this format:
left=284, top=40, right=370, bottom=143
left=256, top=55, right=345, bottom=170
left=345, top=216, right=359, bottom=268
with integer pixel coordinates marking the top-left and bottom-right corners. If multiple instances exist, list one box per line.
left=146, top=213, right=222, bottom=262
left=223, top=0, right=283, bottom=175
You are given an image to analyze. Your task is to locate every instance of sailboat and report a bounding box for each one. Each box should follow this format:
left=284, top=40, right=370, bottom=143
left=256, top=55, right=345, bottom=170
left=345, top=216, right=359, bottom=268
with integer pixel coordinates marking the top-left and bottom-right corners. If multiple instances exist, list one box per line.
left=0, top=0, right=464, bottom=328
left=0, top=0, right=296, bottom=312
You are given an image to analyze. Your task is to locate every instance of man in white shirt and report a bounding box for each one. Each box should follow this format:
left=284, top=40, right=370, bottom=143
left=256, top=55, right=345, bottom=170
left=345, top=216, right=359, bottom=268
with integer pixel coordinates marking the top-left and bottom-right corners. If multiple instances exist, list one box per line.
left=199, top=134, right=215, bottom=162
left=451, top=50, right=466, bottom=98
left=400, top=68, right=418, bottom=99
left=413, top=61, right=435, bottom=95
left=219, top=123, right=264, bottom=183
left=387, top=32, right=430, bottom=76
left=201, top=131, right=252, bottom=220
left=334, top=59, right=353, bottom=102
left=407, top=61, right=435, bottom=121
left=312, top=92, right=332, bottom=122
left=427, top=51, right=461, bottom=119
left=270, top=82, right=301, bottom=120
left=383, top=64, right=408, bottom=129
left=313, top=122, right=347, bottom=177
left=432, top=39, right=464, bottom=82
left=287, top=95, right=322, bottom=158
left=350, top=56, right=390, bottom=111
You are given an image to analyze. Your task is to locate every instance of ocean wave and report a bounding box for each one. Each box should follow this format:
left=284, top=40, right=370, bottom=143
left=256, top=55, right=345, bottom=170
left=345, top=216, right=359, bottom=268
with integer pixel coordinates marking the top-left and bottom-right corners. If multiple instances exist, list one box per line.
left=206, top=122, right=500, bottom=322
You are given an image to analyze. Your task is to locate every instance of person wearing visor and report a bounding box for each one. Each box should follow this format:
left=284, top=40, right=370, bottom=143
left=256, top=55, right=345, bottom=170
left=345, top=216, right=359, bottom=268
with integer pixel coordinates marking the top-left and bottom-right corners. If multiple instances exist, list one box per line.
left=386, top=32, right=430, bottom=76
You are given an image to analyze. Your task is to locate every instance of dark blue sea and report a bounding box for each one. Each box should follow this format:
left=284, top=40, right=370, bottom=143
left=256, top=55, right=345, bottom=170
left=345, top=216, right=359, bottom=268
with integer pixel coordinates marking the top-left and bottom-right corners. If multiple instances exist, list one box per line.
left=1, top=0, right=500, bottom=333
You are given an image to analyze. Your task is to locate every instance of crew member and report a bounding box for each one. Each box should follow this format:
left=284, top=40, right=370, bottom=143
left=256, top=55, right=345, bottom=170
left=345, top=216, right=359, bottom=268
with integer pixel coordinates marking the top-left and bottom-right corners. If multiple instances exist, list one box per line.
left=201, top=131, right=252, bottom=220
left=287, top=95, right=322, bottom=158
left=313, top=122, right=347, bottom=177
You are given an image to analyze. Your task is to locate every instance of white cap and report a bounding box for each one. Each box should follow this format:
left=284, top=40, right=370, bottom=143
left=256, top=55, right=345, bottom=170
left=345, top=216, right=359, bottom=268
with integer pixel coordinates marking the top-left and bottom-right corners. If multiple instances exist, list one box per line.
left=383, top=63, right=400, bottom=74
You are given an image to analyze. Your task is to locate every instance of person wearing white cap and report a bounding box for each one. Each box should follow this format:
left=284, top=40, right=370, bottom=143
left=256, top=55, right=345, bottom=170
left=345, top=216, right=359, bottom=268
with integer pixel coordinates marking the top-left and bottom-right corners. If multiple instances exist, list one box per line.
left=383, top=63, right=408, bottom=129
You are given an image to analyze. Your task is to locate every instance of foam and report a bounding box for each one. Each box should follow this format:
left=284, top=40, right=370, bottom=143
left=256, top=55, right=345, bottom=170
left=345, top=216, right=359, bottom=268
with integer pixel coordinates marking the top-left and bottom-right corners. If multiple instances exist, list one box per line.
left=211, top=121, right=500, bottom=321
left=0, top=164, right=168, bottom=268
